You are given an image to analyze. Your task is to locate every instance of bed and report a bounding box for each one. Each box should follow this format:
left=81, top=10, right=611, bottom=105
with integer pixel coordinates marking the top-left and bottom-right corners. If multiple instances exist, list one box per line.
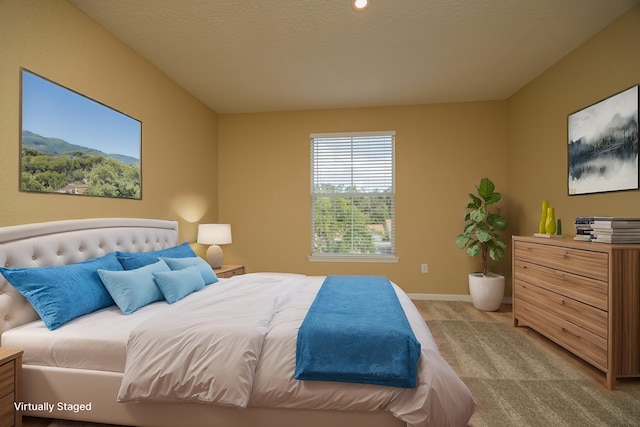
left=0, top=218, right=475, bottom=427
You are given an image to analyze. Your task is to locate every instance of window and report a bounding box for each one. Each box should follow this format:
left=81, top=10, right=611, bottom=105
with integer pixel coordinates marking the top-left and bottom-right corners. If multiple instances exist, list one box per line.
left=310, top=131, right=396, bottom=262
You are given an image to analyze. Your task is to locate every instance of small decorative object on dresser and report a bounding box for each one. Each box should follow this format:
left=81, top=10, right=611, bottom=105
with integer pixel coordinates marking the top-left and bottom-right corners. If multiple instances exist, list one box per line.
left=534, top=201, right=563, bottom=238
left=544, top=207, right=556, bottom=234
left=512, top=235, right=640, bottom=389
left=0, top=348, right=22, bottom=427
left=538, top=200, right=549, bottom=234
left=213, top=265, right=245, bottom=279
left=455, top=178, right=508, bottom=311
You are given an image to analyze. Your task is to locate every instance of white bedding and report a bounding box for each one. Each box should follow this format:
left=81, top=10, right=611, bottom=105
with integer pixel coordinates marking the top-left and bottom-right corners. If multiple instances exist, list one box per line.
left=119, top=273, right=475, bottom=427
left=3, top=272, right=475, bottom=427
left=118, top=273, right=304, bottom=408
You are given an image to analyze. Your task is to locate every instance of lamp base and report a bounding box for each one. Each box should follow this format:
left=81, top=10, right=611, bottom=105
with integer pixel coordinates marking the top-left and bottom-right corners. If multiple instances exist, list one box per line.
left=205, top=245, right=224, bottom=269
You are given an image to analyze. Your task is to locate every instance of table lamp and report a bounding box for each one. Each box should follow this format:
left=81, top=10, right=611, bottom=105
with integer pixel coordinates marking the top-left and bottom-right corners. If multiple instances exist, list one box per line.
left=197, top=224, right=232, bottom=268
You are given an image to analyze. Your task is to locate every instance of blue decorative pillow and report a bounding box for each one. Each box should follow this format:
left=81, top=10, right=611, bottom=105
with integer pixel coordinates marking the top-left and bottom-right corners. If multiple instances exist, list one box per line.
left=0, top=253, right=121, bottom=330
left=153, top=266, right=205, bottom=304
left=159, top=256, right=219, bottom=285
left=116, top=242, right=196, bottom=270
left=97, top=260, right=170, bottom=314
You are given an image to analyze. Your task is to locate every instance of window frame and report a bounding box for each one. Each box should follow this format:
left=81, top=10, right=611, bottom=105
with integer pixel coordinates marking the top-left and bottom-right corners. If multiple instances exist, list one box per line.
left=309, top=131, right=398, bottom=263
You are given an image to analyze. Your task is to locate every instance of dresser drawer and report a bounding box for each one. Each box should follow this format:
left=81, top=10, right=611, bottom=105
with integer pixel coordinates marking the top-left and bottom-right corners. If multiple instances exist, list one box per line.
left=0, top=361, right=14, bottom=398
left=514, top=241, right=608, bottom=281
left=0, top=392, right=14, bottom=427
left=515, top=298, right=607, bottom=371
left=514, top=259, right=608, bottom=311
left=515, top=280, right=608, bottom=338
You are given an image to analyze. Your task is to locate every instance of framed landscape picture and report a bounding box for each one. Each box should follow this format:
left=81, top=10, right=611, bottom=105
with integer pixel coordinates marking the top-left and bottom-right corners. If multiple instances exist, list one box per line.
left=20, top=69, right=141, bottom=199
left=568, top=85, right=639, bottom=196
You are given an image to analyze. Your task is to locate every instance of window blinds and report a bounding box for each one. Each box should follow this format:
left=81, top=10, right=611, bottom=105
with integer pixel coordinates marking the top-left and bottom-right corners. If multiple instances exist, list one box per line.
left=310, top=132, right=395, bottom=257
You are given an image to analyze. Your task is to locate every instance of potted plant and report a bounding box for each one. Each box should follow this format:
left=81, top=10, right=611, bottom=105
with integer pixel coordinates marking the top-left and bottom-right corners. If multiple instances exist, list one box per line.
left=455, top=177, right=507, bottom=311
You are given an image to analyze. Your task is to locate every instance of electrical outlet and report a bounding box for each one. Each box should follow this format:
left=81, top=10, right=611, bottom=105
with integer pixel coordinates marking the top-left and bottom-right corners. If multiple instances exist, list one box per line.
left=421, top=263, right=428, bottom=273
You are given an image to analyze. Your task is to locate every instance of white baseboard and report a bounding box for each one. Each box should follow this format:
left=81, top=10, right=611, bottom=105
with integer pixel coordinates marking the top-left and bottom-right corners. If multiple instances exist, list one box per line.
left=407, top=293, right=471, bottom=301
left=408, top=293, right=512, bottom=304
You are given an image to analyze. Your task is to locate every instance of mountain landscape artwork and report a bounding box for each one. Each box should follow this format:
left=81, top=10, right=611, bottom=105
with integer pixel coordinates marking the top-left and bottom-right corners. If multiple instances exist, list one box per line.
left=568, top=85, right=639, bottom=195
left=20, top=69, right=141, bottom=199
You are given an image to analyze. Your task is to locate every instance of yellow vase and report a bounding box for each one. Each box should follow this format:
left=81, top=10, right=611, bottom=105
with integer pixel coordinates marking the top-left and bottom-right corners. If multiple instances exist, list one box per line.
left=545, top=207, right=556, bottom=234
left=539, top=200, right=549, bottom=234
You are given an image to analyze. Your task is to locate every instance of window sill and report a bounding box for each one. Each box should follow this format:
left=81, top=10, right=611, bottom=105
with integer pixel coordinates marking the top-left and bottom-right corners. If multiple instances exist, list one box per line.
left=308, top=255, right=399, bottom=263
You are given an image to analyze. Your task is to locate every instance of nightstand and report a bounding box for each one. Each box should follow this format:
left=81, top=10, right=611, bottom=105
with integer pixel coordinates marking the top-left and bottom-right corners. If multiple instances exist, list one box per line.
left=0, top=348, right=22, bottom=427
left=214, top=265, right=245, bottom=278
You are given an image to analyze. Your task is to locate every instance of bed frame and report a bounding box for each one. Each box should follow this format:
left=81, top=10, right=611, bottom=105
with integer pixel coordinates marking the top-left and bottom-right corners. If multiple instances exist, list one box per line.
left=0, top=218, right=403, bottom=427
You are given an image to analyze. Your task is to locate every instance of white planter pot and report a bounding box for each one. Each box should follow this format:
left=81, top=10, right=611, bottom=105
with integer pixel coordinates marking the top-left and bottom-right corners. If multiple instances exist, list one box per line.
left=468, top=273, right=505, bottom=311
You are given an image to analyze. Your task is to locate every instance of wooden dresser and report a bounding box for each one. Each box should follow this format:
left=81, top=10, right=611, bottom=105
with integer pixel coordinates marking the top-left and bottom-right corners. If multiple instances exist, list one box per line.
left=512, top=235, right=640, bottom=389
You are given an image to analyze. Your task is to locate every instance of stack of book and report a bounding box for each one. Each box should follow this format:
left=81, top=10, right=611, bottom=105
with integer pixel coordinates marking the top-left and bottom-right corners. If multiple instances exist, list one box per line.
left=577, top=217, right=640, bottom=243
left=574, top=217, right=594, bottom=241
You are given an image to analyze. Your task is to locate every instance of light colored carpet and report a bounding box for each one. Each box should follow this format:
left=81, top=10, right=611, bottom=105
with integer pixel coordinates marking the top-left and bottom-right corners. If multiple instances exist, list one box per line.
left=422, top=301, right=640, bottom=427
left=24, top=301, right=640, bottom=427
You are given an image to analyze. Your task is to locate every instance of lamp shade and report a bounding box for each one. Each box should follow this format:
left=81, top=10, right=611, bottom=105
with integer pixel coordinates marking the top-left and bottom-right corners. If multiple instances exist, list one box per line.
left=197, top=224, right=232, bottom=245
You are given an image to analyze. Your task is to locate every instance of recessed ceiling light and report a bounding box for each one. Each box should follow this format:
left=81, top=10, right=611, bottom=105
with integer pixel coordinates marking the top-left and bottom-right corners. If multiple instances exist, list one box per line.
left=352, top=0, right=370, bottom=11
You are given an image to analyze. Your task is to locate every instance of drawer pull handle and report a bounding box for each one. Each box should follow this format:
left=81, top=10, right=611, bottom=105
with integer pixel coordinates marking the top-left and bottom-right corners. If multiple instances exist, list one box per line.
left=561, top=327, right=581, bottom=339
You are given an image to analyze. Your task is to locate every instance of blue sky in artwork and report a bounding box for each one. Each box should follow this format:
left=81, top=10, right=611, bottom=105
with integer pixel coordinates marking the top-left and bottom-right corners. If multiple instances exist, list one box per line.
left=21, top=70, right=140, bottom=160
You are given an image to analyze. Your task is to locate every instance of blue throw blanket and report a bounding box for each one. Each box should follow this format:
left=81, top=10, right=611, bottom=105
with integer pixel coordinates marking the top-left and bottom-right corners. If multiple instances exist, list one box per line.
left=294, top=275, right=421, bottom=388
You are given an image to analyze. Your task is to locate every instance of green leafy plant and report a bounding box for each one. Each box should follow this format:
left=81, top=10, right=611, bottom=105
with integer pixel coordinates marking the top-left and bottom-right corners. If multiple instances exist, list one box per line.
left=455, top=178, right=507, bottom=276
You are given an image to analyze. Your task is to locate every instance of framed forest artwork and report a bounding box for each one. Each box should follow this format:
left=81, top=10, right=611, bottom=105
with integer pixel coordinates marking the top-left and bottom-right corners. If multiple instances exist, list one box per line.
left=568, top=85, right=638, bottom=196
left=20, top=69, right=142, bottom=199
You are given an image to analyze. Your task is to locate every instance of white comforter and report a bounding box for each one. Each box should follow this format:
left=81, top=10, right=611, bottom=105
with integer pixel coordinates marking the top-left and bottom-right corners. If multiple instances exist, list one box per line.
left=118, top=273, right=475, bottom=427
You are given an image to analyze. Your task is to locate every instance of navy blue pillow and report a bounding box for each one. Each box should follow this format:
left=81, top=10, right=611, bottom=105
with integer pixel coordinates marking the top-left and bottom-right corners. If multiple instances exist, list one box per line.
left=116, top=242, right=196, bottom=270
left=0, top=253, right=122, bottom=330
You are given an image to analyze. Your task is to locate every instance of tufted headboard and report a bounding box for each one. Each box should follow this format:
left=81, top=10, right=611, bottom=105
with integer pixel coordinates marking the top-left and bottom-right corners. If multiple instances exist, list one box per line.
left=0, top=218, right=179, bottom=335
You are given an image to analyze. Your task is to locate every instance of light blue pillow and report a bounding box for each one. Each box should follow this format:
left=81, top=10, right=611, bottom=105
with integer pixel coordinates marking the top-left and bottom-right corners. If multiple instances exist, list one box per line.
left=116, top=242, right=196, bottom=270
left=97, top=260, right=170, bottom=314
left=159, top=256, right=219, bottom=285
left=0, top=253, right=121, bottom=330
left=153, top=266, right=205, bottom=304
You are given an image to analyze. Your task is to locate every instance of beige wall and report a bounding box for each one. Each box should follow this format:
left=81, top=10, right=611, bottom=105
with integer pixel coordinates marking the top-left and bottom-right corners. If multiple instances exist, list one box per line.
left=219, top=103, right=510, bottom=295
left=508, top=6, right=640, bottom=236
left=0, top=0, right=219, bottom=243
left=220, top=5, right=640, bottom=296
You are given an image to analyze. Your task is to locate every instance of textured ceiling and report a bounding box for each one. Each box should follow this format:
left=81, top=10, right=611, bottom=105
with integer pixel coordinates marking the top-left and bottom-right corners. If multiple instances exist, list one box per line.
left=69, top=0, right=640, bottom=114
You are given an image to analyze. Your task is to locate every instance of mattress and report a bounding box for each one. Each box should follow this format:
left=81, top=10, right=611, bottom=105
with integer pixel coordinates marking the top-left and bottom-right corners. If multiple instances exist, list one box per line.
left=1, top=278, right=231, bottom=372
